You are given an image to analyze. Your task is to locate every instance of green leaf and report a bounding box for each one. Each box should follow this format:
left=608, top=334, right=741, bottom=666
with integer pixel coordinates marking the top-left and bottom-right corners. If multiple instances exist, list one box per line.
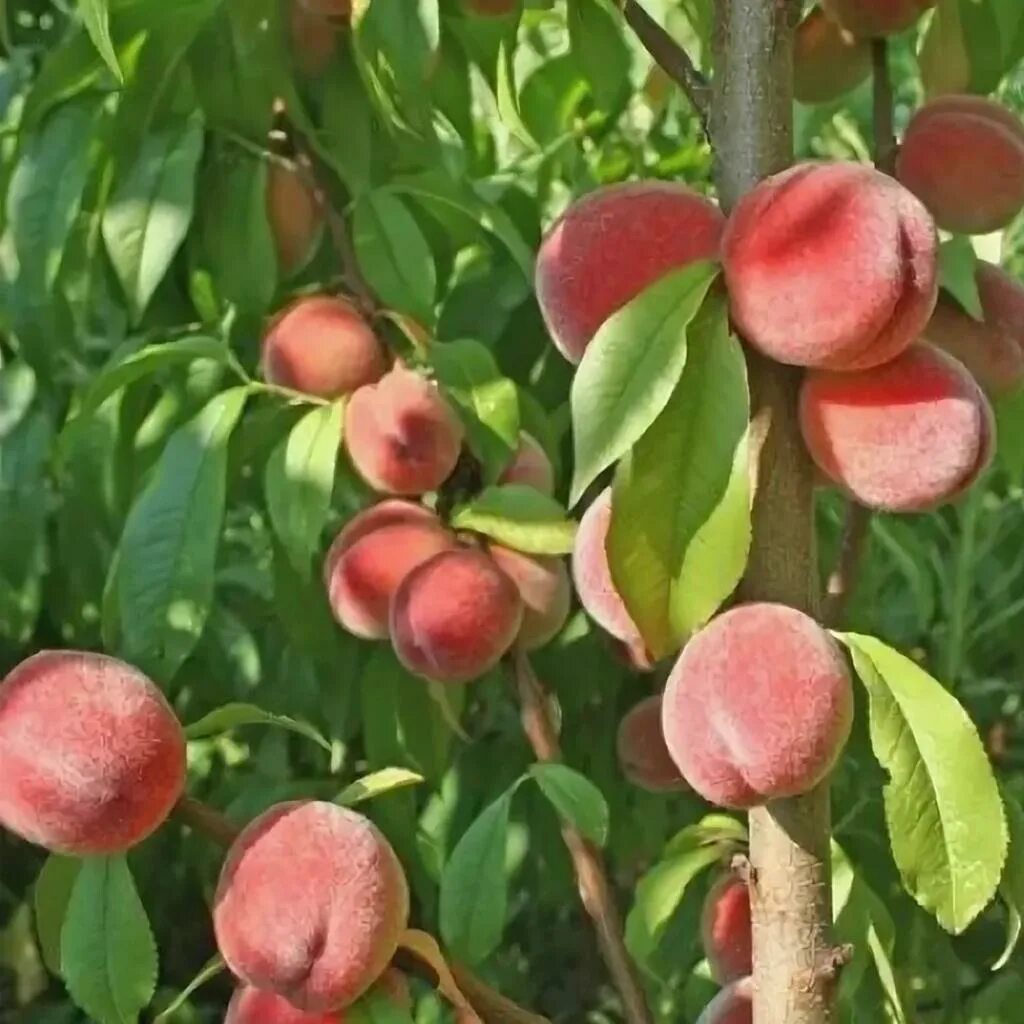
left=958, top=0, right=1003, bottom=94
left=996, top=790, right=1024, bottom=969
left=352, top=190, right=436, bottom=324
left=440, top=783, right=520, bottom=964
left=152, top=956, right=225, bottom=1023
left=0, top=363, right=37, bottom=440
left=117, top=386, right=249, bottom=679
left=34, top=855, right=82, bottom=977
left=79, top=0, right=123, bottom=83
left=569, top=262, right=720, bottom=506
left=451, top=485, right=576, bottom=555
left=346, top=985, right=417, bottom=1024
left=430, top=340, right=520, bottom=482
left=938, top=235, right=982, bottom=320
left=265, top=401, right=345, bottom=577
left=530, top=763, right=609, bottom=847
left=102, top=114, right=205, bottom=322
left=184, top=702, right=331, bottom=752
left=838, top=633, right=1007, bottom=933
left=608, top=295, right=751, bottom=659
left=567, top=0, right=631, bottom=113
left=337, top=768, right=426, bottom=807
left=61, top=857, right=158, bottom=1024
left=496, top=32, right=536, bottom=149
left=322, top=55, right=374, bottom=195
left=994, top=385, right=1024, bottom=485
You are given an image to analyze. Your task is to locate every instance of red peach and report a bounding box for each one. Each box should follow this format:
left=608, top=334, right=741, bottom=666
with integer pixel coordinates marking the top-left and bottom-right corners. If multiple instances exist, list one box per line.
left=499, top=432, right=555, bottom=495
left=616, top=695, right=689, bottom=792
left=793, top=7, right=871, bottom=104
left=701, top=874, right=752, bottom=984
left=488, top=545, right=571, bottom=650
left=821, top=0, right=935, bottom=37
left=696, top=977, right=753, bottom=1024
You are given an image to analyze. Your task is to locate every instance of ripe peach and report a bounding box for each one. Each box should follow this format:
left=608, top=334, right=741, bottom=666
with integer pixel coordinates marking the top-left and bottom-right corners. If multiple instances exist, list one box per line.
left=821, top=0, right=935, bottom=37
left=536, top=182, right=725, bottom=363
left=266, top=162, right=322, bottom=277
left=324, top=501, right=456, bottom=640
left=722, top=162, right=937, bottom=370
left=572, top=488, right=650, bottom=661
left=390, top=548, right=523, bottom=684
left=662, top=604, right=854, bottom=809
left=289, top=0, right=337, bottom=78
left=499, top=432, right=554, bottom=495
left=696, top=978, right=753, bottom=1024
left=0, top=651, right=185, bottom=856
left=793, top=7, right=871, bottom=104
left=897, top=96, right=1024, bottom=234
left=214, top=801, right=409, bottom=1013
left=616, top=695, right=689, bottom=792
left=488, top=545, right=571, bottom=650
left=345, top=366, right=464, bottom=496
left=701, top=874, right=752, bottom=984
left=262, top=296, right=386, bottom=399
left=977, top=261, right=1024, bottom=355
left=799, top=343, right=994, bottom=512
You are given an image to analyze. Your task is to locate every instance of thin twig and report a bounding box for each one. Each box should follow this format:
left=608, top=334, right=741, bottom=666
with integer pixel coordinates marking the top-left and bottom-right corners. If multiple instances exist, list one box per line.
left=871, top=39, right=897, bottom=176
left=174, top=795, right=242, bottom=848
left=620, top=0, right=711, bottom=134
left=510, top=648, right=655, bottom=1024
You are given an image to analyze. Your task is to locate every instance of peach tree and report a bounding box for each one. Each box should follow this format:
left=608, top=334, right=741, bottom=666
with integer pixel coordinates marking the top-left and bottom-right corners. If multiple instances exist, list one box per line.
left=1, top=1, right=1024, bottom=1023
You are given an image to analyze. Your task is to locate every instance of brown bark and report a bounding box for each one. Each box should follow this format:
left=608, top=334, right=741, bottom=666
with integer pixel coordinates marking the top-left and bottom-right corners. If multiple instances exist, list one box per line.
left=711, top=3, right=841, bottom=1022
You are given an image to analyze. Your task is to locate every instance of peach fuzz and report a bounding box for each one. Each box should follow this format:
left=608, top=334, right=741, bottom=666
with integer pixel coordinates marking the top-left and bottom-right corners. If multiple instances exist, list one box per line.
left=345, top=366, right=464, bottom=496
left=696, top=977, right=753, bottom=1024
left=391, top=548, right=523, bottom=684
left=793, top=7, right=871, bottom=105
left=897, top=96, right=1024, bottom=235
left=821, top=0, right=934, bottom=37
left=262, top=296, right=386, bottom=399
left=616, top=695, right=689, bottom=793
left=799, top=344, right=994, bottom=512
left=662, top=604, right=854, bottom=809
left=499, top=432, right=555, bottom=495
left=324, top=501, right=456, bottom=640
left=722, top=162, right=937, bottom=370
left=488, top=545, right=571, bottom=650
left=701, top=874, right=752, bottom=984
left=535, top=181, right=725, bottom=363
left=572, top=488, right=650, bottom=661
left=0, top=650, right=185, bottom=856
left=214, top=801, right=409, bottom=1013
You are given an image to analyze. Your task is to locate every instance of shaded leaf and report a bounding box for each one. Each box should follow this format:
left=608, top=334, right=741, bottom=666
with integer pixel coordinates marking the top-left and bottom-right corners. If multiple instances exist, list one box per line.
left=185, top=702, right=331, bottom=752
left=79, top=0, right=122, bottom=82
left=34, top=855, right=82, bottom=977
left=530, top=763, right=609, bottom=847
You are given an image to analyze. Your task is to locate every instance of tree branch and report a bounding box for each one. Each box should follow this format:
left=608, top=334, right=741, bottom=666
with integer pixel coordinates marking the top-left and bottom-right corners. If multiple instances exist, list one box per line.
left=509, top=648, right=655, bottom=1024
left=620, top=0, right=711, bottom=134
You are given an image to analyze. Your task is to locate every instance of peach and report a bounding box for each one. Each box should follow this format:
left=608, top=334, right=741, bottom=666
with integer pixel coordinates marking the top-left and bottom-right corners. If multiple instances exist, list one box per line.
left=262, top=296, right=386, bottom=399
left=289, top=0, right=337, bottom=78
left=390, top=548, right=523, bottom=684
left=488, top=545, right=571, bottom=650
left=0, top=651, right=185, bottom=856
left=701, top=874, right=752, bottom=984
left=345, top=366, right=464, bottom=496
left=266, top=162, right=322, bottom=277
left=799, top=343, right=994, bottom=512
left=793, top=7, right=871, bottom=104
left=696, top=978, right=753, bottom=1024
left=722, top=162, right=938, bottom=370
left=535, top=182, right=725, bottom=363
left=661, top=604, right=854, bottom=809
left=572, top=488, right=650, bottom=661
left=214, top=801, right=409, bottom=1013
left=897, top=96, right=1024, bottom=234
left=616, top=695, right=689, bottom=792
left=977, top=261, right=1024, bottom=354
left=499, top=432, right=554, bottom=495
left=821, top=0, right=935, bottom=37
left=324, top=501, right=456, bottom=640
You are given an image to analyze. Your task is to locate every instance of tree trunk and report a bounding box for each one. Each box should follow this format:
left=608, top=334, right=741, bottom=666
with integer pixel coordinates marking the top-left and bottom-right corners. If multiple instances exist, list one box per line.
left=711, top=3, right=839, bottom=1023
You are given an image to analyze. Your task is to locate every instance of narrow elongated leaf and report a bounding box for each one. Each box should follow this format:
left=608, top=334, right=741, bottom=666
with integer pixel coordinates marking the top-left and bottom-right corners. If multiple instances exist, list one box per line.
left=567, top=0, right=631, bottom=112
left=938, top=235, right=982, bottom=319
left=152, top=956, right=225, bottom=1023
left=608, top=295, right=751, bottom=659
left=570, top=262, right=719, bottom=505
left=996, top=790, right=1024, bottom=968
left=103, top=114, right=205, bottom=321
left=337, top=768, right=425, bottom=807
left=79, top=0, right=122, bottom=82
left=322, top=56, right=373, bottom=195
left=530, top=763, right=609, bottom=847
left=839, top=633, right=1007, bottom=933
left=265, top=401, right=345, bottom=576
left=451, top=485, right=576, bottom=555
left=61, top=856, right=158, bottom=1024
left=117, top=386, right=249, bottom=679
left=34, top=855, right=82, bottom=976
left=184, top=701, right=330, bottom=751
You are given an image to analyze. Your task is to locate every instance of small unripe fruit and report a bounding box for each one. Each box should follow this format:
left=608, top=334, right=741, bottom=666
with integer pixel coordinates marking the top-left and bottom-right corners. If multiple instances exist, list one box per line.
left=324, top=501, right=456, bottom=640
left=499, top=432, right=555, bottom=495
left=978, top=261, right=1024, bottom=354
left=391, top=549, right=523, bottom=684
left=616, top=695, right=689, bottom=792
left=214, top=801, right=409, bottom=1013
left=662, top=604, right=854, bottom=809
left=696, top=977, right=753, bottom=1024
left=488, top=545, right=571, bottom=650
left=722, top=162, right=937, bottom=370
left=701, top=874, right=752, bottom=984
left=0, top=651, right=185, bottom=856
left=799, top=344, right=994, bottom=512
left=345, top=367, right=464, bottom=496
left=263, top=296, right=386, bottom=399
left=897, top=96, right=1024, bottom=235
left=266, top=162, right=323, bottom=277
left=793, top=7, right=871, bottom=104
left=536, top=182, right=725, bottom=364
left=821, top=0, right=935, bottom=37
